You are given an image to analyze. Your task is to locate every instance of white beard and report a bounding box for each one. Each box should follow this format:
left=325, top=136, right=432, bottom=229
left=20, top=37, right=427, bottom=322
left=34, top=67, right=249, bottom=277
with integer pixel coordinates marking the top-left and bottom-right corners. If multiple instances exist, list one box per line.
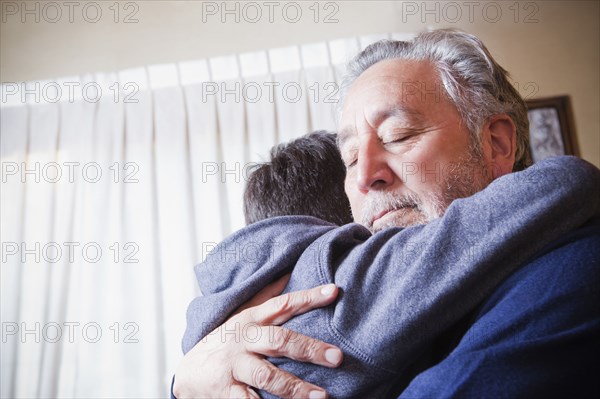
left=359, top=153, right=491, bottom=233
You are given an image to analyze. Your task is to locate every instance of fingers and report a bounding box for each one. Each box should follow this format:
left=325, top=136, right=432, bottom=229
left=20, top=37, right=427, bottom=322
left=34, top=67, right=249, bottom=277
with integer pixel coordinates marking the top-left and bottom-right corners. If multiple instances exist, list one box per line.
left=248, top=326, right=343, bottom=368
left=263, top=273, right=293, bottom=299
left=247, top=284, right=339, bottom=325
left=233, top=356, right=328, bottom=399
left=236, top=273, right=293, bottom=315
left=225, top=283, right=341, bottom=398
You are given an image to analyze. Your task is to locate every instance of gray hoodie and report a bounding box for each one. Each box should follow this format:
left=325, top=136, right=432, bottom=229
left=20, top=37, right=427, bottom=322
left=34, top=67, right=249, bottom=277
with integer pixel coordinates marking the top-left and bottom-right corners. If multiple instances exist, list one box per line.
left=183, top=156, right=600, bottom=398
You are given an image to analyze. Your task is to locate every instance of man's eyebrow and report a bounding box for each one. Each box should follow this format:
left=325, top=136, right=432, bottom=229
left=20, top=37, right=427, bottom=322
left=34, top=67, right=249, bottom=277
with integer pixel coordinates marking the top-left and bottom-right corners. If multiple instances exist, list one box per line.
left=337, top=106, right=424, bottom=149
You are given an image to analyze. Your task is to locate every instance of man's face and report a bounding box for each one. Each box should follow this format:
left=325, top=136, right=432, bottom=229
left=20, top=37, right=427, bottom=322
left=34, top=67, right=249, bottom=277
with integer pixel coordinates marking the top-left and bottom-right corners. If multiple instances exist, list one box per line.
left=339, top=59, right=493, bottom=232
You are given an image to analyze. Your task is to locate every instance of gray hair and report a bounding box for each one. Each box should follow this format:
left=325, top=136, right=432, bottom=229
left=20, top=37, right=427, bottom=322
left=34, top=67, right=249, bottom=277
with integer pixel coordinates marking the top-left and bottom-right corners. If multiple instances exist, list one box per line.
left=338, top=29, right=531, bottom=171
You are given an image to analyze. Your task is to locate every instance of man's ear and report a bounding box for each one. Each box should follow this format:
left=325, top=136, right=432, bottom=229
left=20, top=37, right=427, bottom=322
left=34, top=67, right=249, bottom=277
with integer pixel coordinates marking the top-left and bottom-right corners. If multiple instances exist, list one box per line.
left=485, top=114, right=516, bottom=178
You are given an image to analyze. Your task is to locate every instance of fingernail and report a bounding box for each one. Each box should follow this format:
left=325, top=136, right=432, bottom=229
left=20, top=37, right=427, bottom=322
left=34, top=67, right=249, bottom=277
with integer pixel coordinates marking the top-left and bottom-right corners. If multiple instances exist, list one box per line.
left=309, top=390, right=327, bottom=399
left=324, top=348, right=342, bottom=365
left=320, top=284, right=335, bottom=296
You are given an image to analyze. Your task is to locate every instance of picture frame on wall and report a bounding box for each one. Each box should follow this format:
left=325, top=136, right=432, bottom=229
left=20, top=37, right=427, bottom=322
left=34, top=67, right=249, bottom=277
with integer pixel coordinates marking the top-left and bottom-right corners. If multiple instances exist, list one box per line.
left=526, top=95, right=580, bottom=163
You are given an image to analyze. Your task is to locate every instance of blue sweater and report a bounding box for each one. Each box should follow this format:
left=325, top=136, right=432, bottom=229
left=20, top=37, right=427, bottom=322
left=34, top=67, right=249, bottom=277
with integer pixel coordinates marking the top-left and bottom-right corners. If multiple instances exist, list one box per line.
left=182, top=156, right=600, bottom=398
left=398, top=221, right=600, bottom=398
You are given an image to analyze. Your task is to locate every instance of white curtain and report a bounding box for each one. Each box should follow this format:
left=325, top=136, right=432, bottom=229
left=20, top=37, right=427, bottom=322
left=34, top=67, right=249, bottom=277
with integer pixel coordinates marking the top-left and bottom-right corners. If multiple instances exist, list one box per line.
left=0, top=32, right=414, bottom=398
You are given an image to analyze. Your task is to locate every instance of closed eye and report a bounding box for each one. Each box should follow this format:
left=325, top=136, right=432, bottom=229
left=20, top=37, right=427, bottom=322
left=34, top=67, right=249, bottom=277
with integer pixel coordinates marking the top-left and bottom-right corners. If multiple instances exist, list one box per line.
left=381, top=128, right=426, bottom=145
left=341, top=148, right=358, bottom=169
left=344, top=153, right=358, bottom=168
left=383, top=136, right=410, bottom=145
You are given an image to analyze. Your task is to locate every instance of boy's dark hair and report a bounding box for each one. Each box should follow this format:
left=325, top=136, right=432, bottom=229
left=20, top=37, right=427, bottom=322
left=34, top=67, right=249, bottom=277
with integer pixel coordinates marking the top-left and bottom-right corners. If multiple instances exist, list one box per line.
left=244, top=131, right=353, bottom=226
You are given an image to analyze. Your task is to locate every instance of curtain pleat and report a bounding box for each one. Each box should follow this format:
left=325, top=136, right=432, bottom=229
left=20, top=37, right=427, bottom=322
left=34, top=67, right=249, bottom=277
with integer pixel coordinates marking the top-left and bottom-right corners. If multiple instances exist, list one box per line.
left=0, top=33, right=413, bottom=397
left=1, top=104, right=29, bottom=399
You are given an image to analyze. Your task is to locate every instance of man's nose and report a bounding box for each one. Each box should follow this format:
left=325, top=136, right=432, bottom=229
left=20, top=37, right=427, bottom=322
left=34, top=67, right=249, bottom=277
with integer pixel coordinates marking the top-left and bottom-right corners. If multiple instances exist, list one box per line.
left=355, top=143, right=394, bottom=193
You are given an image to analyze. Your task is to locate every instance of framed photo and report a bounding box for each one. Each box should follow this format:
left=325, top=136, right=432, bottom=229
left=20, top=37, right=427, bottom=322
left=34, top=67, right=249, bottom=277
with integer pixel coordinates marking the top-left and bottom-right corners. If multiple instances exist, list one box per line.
left=526, top=95, right=579, bottom=162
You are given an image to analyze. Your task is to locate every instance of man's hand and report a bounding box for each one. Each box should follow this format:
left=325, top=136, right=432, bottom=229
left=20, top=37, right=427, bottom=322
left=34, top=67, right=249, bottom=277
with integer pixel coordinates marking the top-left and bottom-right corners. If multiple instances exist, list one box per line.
left=173, top=274, right=343, bottom=399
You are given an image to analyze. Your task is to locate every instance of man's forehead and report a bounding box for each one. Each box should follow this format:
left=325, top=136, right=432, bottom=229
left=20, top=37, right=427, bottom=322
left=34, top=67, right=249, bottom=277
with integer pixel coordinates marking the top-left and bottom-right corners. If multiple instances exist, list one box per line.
left=351, top=59, right=440, bottom=93
left=342, top=59, right=443, bottom=107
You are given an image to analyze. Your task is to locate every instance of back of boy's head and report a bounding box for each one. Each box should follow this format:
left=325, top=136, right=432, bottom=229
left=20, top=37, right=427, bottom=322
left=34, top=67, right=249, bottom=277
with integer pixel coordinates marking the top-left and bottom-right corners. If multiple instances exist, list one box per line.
left=243, top=131, right=353, bottom=226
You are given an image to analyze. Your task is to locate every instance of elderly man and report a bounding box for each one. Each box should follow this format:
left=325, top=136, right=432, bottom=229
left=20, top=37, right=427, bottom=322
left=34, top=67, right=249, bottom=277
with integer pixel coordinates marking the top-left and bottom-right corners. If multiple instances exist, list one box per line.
left=175, top=30, right=600, bottom=398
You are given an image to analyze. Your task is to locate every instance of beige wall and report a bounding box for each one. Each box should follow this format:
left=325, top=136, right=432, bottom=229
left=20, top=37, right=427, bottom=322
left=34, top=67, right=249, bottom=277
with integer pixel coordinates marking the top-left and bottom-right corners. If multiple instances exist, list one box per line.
left=2, top=0, right=598, bottom=166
